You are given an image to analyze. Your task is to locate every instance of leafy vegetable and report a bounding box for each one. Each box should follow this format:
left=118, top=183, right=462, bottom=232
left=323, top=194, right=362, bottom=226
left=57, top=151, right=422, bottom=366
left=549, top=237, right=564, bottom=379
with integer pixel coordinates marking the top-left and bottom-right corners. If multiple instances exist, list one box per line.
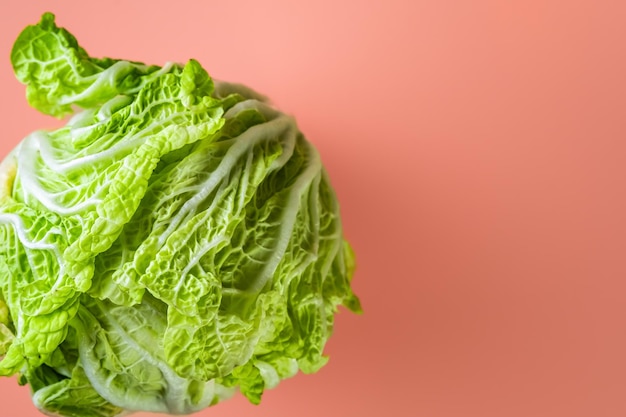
left=0, top=13, right=360, bottom=416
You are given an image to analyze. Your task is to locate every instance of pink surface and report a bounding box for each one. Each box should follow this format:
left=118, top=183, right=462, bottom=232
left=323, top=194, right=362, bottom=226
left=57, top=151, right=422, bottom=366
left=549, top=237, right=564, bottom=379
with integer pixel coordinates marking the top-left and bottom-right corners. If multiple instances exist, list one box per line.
left=2, top=1, right=626, bottom=416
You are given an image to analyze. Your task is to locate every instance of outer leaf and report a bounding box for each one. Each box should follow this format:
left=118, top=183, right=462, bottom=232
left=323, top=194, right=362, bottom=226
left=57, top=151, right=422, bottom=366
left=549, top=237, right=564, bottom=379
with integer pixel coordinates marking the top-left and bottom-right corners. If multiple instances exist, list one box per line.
left=29, top=363, right=124, bottom=417
left=72, top=296, right=234, bottom=414
left=11, top=12, right=166, bottom=118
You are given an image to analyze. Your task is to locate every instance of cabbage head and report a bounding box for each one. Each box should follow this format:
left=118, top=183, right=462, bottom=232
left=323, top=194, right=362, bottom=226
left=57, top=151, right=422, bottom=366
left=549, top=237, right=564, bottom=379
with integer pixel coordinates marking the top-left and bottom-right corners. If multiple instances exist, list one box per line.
left=0, top=13, right=360, bottom=417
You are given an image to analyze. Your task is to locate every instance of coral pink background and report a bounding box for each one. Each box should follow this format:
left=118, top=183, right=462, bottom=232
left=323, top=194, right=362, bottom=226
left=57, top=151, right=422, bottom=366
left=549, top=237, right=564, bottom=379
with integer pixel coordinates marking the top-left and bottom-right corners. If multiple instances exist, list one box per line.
left=2, top=1, right=626, bottom=416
